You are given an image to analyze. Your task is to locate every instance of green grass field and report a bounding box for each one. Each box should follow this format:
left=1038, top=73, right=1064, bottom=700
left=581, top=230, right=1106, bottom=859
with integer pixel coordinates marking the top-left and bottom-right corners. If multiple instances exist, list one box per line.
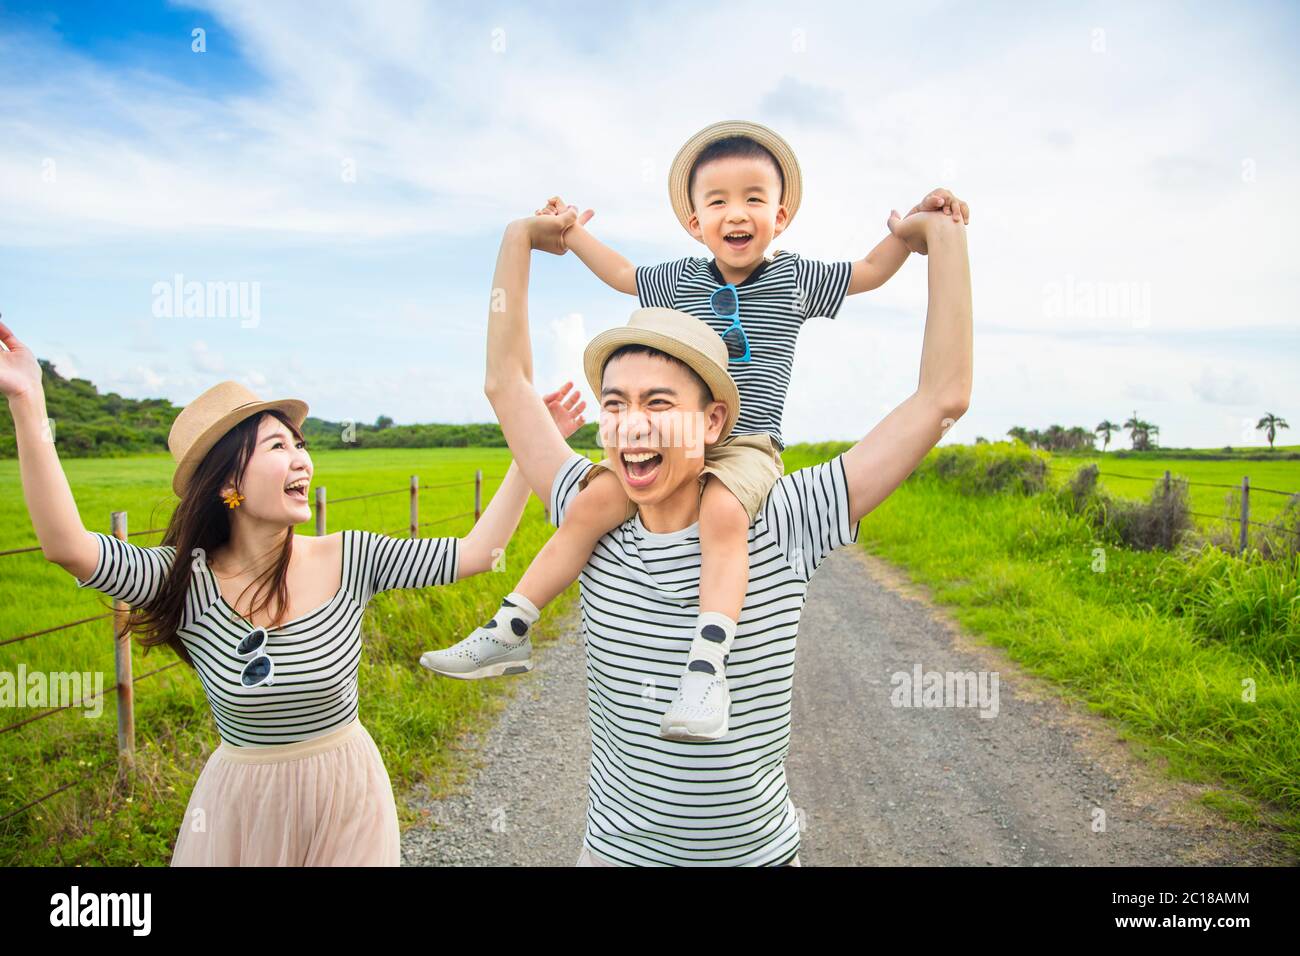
left=2, top=443, right=1297, bottom=863
left=1046, top=452, right=1299, bottom=530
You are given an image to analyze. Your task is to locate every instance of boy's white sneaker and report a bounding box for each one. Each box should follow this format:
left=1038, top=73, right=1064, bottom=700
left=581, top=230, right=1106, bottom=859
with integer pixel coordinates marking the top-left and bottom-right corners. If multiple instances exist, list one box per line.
left=420, top=625, right=532, bottom=680
left=659, top=669, right=731, bottom=740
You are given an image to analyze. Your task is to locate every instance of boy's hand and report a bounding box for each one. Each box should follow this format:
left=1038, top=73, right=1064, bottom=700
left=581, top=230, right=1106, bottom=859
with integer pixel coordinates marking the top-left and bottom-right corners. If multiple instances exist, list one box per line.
left=908, top=188, right=969, bottom=224
left=542, top=380, right=587, bottom=439
left=886, top=209, right=949, bottom=255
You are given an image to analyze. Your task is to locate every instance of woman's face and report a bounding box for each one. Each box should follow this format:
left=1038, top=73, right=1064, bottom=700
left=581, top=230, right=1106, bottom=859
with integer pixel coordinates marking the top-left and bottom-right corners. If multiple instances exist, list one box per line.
left=220, top=414, right=313, bottom=527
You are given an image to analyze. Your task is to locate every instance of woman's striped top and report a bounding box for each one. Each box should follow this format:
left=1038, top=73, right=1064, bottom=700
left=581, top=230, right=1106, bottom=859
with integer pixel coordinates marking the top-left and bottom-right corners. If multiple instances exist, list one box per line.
left=550, top=449, right=859, bottom=866
left=77, top=530, right=458, bottom=747
left=634, top=251, right=853, bottom=451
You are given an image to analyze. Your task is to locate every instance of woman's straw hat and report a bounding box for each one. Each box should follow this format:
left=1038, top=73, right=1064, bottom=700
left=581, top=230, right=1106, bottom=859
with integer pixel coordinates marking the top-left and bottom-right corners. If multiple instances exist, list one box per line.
left=167, top=381, right=308, bottom=496
left=583, top=307, right=741, bottom=443
left=667, top=120, right=802, bottom=235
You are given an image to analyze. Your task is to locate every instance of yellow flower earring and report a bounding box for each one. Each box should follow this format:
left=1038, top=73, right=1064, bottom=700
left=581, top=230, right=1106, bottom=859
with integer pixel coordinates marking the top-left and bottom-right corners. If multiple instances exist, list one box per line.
left=222, top=490, right=245, bottom=509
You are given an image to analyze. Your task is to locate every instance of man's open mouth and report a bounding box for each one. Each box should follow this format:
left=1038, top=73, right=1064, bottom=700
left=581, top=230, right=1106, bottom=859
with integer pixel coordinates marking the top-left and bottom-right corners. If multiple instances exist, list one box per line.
left=284, top=478, right=310, bottom=501
left=620, top=449, right=662, bottom=487
left=723, top=231, right=752, bottom=250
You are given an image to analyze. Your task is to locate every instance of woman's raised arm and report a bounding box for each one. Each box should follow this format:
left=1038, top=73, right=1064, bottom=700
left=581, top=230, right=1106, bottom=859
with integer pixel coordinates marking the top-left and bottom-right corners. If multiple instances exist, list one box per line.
left=0, top=320, right=99, bottom=580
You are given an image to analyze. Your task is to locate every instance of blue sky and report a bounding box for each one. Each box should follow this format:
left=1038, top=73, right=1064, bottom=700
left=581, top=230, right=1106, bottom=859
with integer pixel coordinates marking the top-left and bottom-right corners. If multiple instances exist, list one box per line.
left=1, top=0, right=1297, bottom=449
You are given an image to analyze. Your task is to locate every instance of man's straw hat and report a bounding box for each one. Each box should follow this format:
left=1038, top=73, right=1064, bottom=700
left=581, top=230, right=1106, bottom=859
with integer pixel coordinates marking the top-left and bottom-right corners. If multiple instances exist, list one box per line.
left=583, top=307, right=741, bottom=443
left=168, top=381, right=308, bottom=496
left=667, top=120, right=803, bottom=235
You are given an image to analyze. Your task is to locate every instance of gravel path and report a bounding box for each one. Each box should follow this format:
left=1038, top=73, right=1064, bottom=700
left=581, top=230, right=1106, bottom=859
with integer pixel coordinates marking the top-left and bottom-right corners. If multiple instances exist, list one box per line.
left=401, top=547, right=1292, bottom=866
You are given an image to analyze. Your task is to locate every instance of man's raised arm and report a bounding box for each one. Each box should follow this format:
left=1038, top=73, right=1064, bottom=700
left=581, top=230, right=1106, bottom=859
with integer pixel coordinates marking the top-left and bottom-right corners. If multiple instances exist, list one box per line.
left=484, top=215, right=584, bottom=504
left=840, top=211, right=973, bottom=524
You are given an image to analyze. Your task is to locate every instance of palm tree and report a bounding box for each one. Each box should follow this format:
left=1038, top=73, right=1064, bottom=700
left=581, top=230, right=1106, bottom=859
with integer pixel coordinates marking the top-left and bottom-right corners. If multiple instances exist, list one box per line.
left=1122, top=411, right=1157, bottom=451
left=1095, top=420, right=1120, bottom=452
left=1256, top=412, right=1290, bottom=450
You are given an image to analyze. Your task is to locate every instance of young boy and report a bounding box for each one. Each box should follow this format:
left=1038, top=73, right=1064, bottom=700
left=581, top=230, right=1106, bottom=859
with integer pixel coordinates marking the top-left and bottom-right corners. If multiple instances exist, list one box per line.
left=421, top=120, right=970, bottom=741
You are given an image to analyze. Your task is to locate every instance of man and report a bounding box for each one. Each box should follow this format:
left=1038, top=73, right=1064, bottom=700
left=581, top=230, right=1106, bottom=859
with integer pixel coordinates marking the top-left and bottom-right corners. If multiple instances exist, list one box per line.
left=482, top=206, right=971, bottom=866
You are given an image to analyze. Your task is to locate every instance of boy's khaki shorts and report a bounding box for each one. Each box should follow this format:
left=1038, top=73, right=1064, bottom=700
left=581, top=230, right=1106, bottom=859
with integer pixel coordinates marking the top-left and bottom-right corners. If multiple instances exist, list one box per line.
left=577, top=432, right=785, bottom=524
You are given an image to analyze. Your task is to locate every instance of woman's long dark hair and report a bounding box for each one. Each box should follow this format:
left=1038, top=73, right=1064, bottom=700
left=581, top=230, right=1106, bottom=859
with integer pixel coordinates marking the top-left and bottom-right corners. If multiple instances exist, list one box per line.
left=128, top=410, right=305, bottom=666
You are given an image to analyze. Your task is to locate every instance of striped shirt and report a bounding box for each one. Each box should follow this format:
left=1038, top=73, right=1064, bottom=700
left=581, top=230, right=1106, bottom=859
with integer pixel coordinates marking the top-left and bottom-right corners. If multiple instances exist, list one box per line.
left=77, top=530, right=459, bottom=747
left=635, top=251, right=853, bottom=450
left=550, top=449, right=859, bottom=866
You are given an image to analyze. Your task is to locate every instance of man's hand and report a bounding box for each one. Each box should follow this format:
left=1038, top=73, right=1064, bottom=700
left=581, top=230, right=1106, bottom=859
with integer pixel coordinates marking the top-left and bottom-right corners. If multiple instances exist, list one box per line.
left=534, top=196, right=595, bottom=251
left=542, top=380, right=587, bottom=439
left=908, top=188, right=969, bottom=224
left=886, top=209, right=949, bottom=255
left=515, top=207, right=594, bottom=256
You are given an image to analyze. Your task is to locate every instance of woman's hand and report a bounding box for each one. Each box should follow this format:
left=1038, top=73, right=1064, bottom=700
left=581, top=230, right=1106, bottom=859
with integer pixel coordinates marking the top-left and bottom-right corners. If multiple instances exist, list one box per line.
left=542, top=380, right=587, bottom=439
left=0, top=317, right=44, bottom=402
left=886, top=209, right=947, bottom=256
left=908, top=187, right=969, bottom=224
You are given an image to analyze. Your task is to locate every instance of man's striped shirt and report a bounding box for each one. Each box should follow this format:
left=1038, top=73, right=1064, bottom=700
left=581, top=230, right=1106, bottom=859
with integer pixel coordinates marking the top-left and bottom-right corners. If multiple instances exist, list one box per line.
left=550, top=449, right=860, bottom=866
left=635, top=251, right=853, bottom=451
left=78, top=530, right=459, bottom=747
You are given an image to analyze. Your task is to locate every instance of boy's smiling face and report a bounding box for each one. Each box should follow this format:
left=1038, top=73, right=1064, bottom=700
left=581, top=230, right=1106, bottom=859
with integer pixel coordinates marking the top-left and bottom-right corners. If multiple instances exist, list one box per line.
left=686, top=154, right=789, bottom=276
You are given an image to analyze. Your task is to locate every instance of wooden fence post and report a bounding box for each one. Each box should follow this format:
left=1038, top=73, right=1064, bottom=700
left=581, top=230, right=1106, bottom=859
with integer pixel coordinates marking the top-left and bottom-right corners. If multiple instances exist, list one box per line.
left=1240, top=476, right=1250, bottom=554
left=111, top=511, right=134, bottom=773
left=474, top=469, right=482, bottom=522
left=410, top=475, right=419, bottom=539
left=1170, top=468, right=1180, bottom=548
left=315, top=487, right=327, bottom=536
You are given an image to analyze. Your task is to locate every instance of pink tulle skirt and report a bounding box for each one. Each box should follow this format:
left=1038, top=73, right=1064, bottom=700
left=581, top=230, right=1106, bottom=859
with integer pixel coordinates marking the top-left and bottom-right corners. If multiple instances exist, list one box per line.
left=171, top=718, right=400, bottom=866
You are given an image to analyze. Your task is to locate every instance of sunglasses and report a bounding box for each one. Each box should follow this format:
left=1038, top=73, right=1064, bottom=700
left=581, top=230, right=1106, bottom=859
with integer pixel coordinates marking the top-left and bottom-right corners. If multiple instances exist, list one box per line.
left=710, top=284, right=750, bottom=363
left=235, top=626, right=276, bottom=687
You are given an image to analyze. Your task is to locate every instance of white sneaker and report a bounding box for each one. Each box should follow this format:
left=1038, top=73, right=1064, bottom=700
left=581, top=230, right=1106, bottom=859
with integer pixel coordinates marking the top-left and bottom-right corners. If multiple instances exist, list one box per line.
left=419, top=624, right=532, bottom=680
left=659, top=669, right=731, bottom=740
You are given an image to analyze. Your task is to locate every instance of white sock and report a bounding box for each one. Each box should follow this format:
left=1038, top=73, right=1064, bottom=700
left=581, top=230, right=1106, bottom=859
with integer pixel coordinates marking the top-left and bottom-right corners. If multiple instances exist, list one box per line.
left=483, top=591, right=540, bottom=644
left=684, top=611, right=736, bottom=677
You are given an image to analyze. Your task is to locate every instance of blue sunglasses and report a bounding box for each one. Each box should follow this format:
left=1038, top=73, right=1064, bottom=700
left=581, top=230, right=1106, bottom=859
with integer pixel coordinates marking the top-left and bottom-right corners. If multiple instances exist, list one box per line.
left=710, top=284, right=750, bottom=363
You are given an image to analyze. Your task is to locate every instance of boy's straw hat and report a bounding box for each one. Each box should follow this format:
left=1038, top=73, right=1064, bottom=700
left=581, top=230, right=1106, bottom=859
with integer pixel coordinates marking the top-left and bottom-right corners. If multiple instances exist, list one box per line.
left=168, top=381, right=309, bottom=496
left=583, top=308, right=741, bottom=443
left=667, top=120, right=803, bottom=235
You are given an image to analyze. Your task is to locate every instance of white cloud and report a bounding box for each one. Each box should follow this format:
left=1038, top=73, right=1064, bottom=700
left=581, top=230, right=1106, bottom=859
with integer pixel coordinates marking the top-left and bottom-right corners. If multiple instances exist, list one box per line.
left=190, top=340, right=225, bottom=373
left=1191, top=365, right=1261, bottom=407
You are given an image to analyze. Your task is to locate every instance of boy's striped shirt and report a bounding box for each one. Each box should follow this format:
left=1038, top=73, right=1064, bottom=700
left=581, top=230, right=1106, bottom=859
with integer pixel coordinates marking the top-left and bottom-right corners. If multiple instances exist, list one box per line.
left=635, top=251, right=853, bottom=451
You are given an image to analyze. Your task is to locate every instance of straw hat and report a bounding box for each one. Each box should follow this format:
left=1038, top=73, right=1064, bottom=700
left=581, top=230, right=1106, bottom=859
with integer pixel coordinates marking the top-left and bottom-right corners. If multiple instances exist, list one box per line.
left=168, top=381, right=308, bottom=496
left=667, top=120, right=803, bottom=235
left=583, top=307, right=741, bottom=443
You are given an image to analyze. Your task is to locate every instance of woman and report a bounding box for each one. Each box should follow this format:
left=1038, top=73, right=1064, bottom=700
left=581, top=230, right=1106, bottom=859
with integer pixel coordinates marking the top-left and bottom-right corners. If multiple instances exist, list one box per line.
left=0, top=319, right=587, bottom=866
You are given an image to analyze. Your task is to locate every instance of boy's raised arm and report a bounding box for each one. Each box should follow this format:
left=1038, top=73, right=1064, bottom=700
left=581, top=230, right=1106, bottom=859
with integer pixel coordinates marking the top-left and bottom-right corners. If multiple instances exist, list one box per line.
left=483, top=216, right=585, bottom=505
left=847, top=188, right=972, bottom=295
left=840, top=211, right=972, bottom=524
left=563, top=220, right=638, bottom=296
left=537, top=199, right=637, bottom=296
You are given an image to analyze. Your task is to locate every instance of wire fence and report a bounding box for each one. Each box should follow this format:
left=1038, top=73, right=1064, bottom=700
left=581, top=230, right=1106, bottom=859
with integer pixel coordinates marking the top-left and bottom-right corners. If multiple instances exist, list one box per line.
left=1044, top=462, right=1300, bottom=550
left=0, top=468, right=502, bottom=825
